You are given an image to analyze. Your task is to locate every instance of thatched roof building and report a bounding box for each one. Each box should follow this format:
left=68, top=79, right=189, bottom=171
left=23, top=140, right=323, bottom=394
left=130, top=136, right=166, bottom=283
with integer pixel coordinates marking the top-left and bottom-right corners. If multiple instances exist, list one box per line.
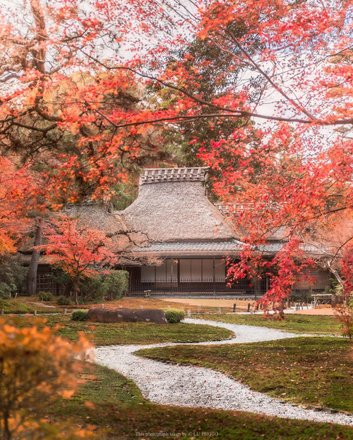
left=29, top=166, right=332, bottom=296
left=120, top=167, right=244, bottom=259
left=117, top=167, right=330, bottom=295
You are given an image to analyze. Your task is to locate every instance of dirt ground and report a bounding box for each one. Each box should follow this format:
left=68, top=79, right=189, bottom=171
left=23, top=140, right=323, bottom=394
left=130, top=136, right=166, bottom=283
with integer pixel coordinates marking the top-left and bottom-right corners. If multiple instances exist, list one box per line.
left=159, top=297, right=251, bottom=311
left=88, top=297, right=221, bottom=312
left=75, top=296, right=336, bottom=315
left=293, top=307, right=336, bottom=316
left=160, top=298, right=336, bottom=315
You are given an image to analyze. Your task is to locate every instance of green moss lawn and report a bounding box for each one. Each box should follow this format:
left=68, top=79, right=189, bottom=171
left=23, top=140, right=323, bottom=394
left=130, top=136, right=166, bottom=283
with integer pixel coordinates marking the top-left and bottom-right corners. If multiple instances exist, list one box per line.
left=139, top=337, right=353, bottom=413
left=2, top=314, right=233, bottom=345
left=197, top=313, right=341, bottom=334
left=0, top=297, right=60, bottom=314
left=50, top=363, right=353, bottom=439
left=4, top=306, right=353, bottom=437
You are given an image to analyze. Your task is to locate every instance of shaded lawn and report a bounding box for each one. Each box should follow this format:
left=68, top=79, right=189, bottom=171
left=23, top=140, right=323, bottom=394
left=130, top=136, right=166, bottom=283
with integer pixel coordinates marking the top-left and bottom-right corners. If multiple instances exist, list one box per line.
left=2, top=314, right=233, bottom=345
left=139, top=337, right=353, bottom=413
left=51, top=363, right=353, bottom=440
left=0, top=297, right=60, bottom=314
left=197, top=313, right=341, bottom=334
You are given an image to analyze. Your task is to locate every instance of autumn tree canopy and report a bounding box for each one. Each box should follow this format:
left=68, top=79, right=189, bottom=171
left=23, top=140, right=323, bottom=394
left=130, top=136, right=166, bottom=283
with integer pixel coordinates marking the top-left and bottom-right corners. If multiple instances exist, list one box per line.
left=0, top=319, right=91, bottom=439
left=41, top=215, right=117, bottom=304
left=2, top=0, right=353, bottom=300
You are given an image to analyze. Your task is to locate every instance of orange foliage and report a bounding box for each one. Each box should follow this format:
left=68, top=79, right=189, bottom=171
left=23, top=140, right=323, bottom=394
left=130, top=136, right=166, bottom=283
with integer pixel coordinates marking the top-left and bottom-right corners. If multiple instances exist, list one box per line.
left=0, top=319, right=91, bottom=440
left=0, top=157, right=38, bottom=255
left=41, top=215, right=117, bottom=303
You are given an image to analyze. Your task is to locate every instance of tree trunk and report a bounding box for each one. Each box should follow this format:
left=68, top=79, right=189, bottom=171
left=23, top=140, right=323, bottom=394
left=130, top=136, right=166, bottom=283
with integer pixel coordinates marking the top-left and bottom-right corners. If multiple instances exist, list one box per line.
left=73, top=279, right=79, bottom=305
left=26, top=218, right=43, bottom=296
left=277, top=301, right=285, bottom=320
left=3, top=410, right=11, bottom=440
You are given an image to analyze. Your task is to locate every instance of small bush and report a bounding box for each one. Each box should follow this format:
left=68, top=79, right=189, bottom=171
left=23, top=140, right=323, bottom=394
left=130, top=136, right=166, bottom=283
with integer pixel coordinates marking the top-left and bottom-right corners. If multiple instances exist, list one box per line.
left=38, top=291, right=54, bottom=302
left=0, top=282, right=13, bottom=299
left=165, top=309, right=185, bottom=324
left=102, top=270, right=129, bottom=301
left=79, top=276, right=105, bottom=303
left=57, top=296, right=72, bottom=306
left=71, top=310, right=88, bottom=321
left=0, top=255, right=26, bottom=298
left=78, top=270, right=129, bottom=303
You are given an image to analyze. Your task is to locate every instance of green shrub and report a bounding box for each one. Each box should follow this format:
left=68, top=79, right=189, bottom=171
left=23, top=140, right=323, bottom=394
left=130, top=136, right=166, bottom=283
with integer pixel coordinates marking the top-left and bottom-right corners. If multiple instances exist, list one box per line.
left=0, top=255, right=26, bottom=298
left=49, top=269, right=129, bottom=304
left=71, top=310, right=88, bottom=321
left=57, top=296, right=72, bottom=306
left=79, top=270, right=129, bottom=303
left=38, top=291, right=55, bottom=302
left=165, top=309, right=185, bottom=324
left=79, top=277, right=105, bottom=303
left=0, top=282, right=13, bottom=299
left=101, top=270, right=129, bottom=300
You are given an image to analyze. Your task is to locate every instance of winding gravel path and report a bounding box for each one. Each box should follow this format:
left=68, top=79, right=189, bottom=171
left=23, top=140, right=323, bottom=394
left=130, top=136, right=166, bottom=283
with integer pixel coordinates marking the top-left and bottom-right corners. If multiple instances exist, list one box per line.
left=95, top=318, right=353, bottom=426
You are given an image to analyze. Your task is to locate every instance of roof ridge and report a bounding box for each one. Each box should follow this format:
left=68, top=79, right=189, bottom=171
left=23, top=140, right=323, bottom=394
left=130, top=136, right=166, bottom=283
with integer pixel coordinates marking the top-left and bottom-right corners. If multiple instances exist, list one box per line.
left=140, top=167, right=208, bottom=185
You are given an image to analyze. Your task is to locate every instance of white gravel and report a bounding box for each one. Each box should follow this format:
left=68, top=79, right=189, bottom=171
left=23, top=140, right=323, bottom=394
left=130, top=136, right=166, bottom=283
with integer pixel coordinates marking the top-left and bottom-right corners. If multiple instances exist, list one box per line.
left=95, top=318, right=353, bottom=426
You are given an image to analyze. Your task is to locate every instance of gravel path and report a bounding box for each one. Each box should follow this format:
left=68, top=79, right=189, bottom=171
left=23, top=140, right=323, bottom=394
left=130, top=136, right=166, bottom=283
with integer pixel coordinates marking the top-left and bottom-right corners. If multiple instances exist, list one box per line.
left=95, top=318, right=353, bottom=426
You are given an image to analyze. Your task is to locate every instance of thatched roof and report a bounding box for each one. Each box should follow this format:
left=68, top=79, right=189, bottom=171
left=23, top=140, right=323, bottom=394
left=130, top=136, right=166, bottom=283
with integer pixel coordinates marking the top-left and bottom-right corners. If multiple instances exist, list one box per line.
left=21, top=168, right=337, bottom=266
left=64, top=204, right=127, bottom=236
left=121, top=167, right=235, bottom=242
left=64, top=204, right=147, bottom=253
left=20, top=167, right=338, bottom=267
left=20, top=204, right=135, bottom=258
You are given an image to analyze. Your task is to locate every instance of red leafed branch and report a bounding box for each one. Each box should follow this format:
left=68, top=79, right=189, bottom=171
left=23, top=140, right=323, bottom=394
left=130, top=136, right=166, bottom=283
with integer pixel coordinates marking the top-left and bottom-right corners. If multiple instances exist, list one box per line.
left=41, top=215, right=116, bottom=276
left=0, top=157, right=38, bottom=254
left=40, top=215, right=117, bottom=303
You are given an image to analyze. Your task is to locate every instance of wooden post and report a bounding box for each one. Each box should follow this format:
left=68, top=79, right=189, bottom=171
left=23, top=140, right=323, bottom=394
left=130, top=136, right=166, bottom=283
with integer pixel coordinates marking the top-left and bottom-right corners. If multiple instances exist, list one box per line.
left=233, top=303, right=236, bottom=312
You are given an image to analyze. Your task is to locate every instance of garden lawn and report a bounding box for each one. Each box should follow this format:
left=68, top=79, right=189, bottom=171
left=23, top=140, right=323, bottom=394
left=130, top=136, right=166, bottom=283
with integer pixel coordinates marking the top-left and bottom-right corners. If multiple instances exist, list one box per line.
left=197, top=313, right=341, bottom=334
left=0, top=297, right=60, bottom=314
left=49, top=363, right=353, bottom=440
left=2, top=314, right=233, bottom=345
left=139, top=337, right=353, bottom=413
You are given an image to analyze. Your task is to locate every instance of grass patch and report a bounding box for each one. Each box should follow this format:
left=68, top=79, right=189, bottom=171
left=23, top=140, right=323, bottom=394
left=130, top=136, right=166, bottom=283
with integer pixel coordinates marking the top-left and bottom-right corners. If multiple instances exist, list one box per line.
left=0, top=298, right=34, bottom=313
left=0, top=297, right=61, bottom=314
left=49, top=363, right=353, bottom=439
left=139, top=337, right=353, bottom=413
left=2, top=314, right=233, bottom=345
left=197, top=313, right=341, bottom=334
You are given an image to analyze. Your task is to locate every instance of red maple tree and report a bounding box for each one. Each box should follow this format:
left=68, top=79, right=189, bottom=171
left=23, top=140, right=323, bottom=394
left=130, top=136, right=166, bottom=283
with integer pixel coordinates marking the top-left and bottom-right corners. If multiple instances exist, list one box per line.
left=41, top=215, right=116, bottom=304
